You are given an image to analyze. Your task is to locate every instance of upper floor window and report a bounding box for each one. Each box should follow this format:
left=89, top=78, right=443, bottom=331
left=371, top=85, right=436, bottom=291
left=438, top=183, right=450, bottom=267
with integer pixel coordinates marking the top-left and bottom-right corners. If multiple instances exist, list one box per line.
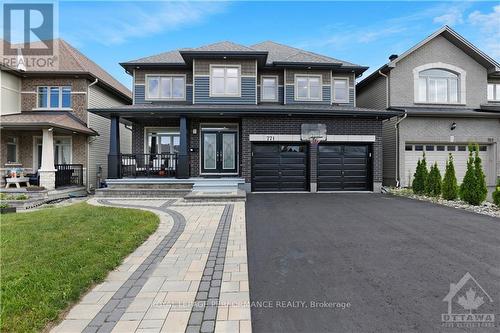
left=261, top=76, right=278, bottom=101
left=6, top=136, right=18, bottom=163
left=417, top=69, right=459, bottom=104
left=146, top=75, right=185, bottom=100
left=38, top=86, right=71, bottom=109
left=487, top=83, right=500, bottom=101
left=210, top=65, right=240, bottom=97
left=332, top=78, right=349, bottom=103
left=295, top=75, right=321, bottom=101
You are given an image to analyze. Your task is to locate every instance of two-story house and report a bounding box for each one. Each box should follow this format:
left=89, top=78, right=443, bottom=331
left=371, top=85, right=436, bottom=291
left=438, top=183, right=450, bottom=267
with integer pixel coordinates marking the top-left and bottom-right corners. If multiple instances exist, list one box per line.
left=0, top=39, right=132, bottom=191
left=357, top=26, right=500, bottom=195
left=91, top=41, right=400, bottom=193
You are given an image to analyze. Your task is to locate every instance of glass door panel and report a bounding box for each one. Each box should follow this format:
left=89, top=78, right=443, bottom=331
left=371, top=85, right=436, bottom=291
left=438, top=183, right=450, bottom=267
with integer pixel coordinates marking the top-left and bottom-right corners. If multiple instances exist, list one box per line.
left=222, top=133, right=236, bottom=170
left=201, top=131, right=237, bottom=173
left=203, top=133, right=217, bottom=170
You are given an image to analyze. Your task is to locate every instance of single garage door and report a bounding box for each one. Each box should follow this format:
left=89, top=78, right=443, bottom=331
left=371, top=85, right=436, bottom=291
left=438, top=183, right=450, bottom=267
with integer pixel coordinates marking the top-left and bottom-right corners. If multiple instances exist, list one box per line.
left=404, top=144, right=490, bottom=185
left=317, top=144, right=371, bottom=191
left=252, top=143, right=308, bottom=192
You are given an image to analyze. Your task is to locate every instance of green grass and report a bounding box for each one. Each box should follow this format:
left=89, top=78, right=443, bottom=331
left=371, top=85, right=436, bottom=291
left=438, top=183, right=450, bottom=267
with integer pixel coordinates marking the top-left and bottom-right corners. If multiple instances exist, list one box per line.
left=0, top=202, right=159, bottom=333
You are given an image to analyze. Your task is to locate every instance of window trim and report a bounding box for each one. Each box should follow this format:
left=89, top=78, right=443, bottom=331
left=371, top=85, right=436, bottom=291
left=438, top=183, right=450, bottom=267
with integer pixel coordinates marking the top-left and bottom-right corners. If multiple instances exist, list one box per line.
left=487, top=83, right=500, bottom=101
left=145, top=74, right=186, bottom=101
left=412, top=63, right=466, bottom=105
left=260, top=75, right=279, bottom=102
left=332, top=77, right=349, bottom=103
left=209, top=64, right=241, bottom=97
left=6, top=136, right=18, bottom=163
left=294, top=74, right=322, bottom=101
left=36, top=86, right=72, bottom=110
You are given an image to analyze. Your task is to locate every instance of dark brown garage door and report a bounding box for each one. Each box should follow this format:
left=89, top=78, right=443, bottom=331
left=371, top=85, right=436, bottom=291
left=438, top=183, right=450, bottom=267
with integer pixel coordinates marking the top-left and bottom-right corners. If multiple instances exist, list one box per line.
left=317, top=144, right=371, bottom=191
left=251, top=143, right=309, bottom=192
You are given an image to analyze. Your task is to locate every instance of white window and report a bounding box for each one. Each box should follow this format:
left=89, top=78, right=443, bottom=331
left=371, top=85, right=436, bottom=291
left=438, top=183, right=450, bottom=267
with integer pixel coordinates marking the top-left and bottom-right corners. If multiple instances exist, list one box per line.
left=417, top=69, right=459, bottom=104
left=487, top=83, right=500, bottom=101
left=38, top=86, right=71, bottom=109
left=261, top=76, right=278, bottom=101
left=6, top=137, right=18, bottom=163
left=146, top=75, right=185, bottom=100
left=332, top=78, right=349, bottom=103
left=210, top=66, right=240, bottom=96
left=295, top=75, right=321, bottom=101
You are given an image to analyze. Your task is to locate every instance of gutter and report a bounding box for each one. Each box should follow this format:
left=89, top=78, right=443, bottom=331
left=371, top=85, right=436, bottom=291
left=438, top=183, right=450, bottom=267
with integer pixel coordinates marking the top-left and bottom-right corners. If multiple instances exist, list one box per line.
left=391, top=108, right=407, bottom=187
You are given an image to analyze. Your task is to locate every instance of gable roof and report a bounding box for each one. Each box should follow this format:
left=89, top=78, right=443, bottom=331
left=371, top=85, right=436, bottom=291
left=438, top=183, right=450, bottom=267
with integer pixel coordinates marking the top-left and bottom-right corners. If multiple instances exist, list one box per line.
left=3, top=39, right=131, bottom=101
left=121, top=40, right=366, bottom=74
left=357, top=25, right=500, bottom=90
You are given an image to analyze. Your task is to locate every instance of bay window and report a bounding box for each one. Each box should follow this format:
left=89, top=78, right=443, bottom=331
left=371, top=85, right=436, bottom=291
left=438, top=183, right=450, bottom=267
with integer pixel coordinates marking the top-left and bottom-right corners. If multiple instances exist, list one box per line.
left=38, top=86, right=71, bottom=109
left=417, top=69, right=459, bottom=104
left=146, top=75, right=185, bottom=100
left=295, top=75, right=321, bottom=101
left=210, top=66, right=240, bottom=96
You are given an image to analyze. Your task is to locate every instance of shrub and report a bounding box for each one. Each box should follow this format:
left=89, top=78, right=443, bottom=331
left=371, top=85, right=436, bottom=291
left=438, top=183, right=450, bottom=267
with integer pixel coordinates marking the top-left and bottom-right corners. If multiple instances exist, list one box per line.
left=442, top=154, right=459, bottom=200
left=460, top=145, right=482, bottom=205
left=0, top=202, right=9, bottom=209
left=473, top=144, right=488, bottom=204
left=15, top=194, right=29, bottom=200
left=425, top=162, right=442, bottom=197
left=493, top=180, right=500, bottom=207
left=412, top=153, right=428, bottom=195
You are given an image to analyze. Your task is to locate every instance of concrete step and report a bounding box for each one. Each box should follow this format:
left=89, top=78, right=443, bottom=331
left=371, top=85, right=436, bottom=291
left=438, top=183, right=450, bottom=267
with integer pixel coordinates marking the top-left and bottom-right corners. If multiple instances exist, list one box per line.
left=183, top=189, right=246, bottom=202
left=95, top=188, right=190, bottom=198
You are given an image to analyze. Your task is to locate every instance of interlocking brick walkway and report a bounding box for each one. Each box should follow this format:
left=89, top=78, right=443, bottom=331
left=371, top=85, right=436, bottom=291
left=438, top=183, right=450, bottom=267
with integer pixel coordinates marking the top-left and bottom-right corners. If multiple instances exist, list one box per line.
left=51, top=198, right=250, bottom=333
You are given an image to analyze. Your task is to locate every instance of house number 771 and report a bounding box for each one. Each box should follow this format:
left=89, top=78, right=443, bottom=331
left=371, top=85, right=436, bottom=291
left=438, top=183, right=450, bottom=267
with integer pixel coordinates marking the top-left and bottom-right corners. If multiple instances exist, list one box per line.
left=266, top=135, right=275, bottom=141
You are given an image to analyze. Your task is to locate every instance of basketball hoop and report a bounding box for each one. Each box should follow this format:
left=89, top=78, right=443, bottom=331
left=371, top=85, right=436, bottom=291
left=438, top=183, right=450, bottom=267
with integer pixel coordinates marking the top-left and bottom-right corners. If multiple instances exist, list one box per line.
left=309, top=136, right=322, bottom=144
left=301, top=124, right=327, bottom=143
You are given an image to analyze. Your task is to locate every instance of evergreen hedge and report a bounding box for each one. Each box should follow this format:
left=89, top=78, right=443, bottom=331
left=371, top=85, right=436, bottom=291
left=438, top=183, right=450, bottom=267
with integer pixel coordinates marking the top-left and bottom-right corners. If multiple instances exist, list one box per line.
left=474, top=144, right=488, bottom=204
left=493, top=179, right=500, bottom=207
left=412, top=153, right=428, bottom=195
left=442, top=154, right=458, bottom=200
left=425, top=162, right=442, bottom=197
left=460, top=144, right=485, bottom=205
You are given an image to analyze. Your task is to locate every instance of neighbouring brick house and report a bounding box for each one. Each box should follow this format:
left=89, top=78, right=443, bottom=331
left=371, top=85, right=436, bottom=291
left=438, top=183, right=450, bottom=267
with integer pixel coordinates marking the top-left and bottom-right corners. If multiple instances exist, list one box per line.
left=91, top=41, right=400, bottom=192
left=0, top=39, right=132, bottom=190
left=357, top=26, right=500, bottom=197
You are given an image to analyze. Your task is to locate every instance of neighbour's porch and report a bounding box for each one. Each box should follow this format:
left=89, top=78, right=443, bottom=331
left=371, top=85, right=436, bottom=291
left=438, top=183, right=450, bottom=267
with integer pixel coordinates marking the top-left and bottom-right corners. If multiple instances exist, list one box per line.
left=0, top=111, right=96, bottom=190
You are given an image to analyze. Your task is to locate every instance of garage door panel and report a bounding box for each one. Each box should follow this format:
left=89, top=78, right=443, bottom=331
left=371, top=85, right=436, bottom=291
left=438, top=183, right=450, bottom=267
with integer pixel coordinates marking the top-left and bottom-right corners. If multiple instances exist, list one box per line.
left=317, top=144, right=371, bottom=191
left=252, top=143, right=308, bottom=192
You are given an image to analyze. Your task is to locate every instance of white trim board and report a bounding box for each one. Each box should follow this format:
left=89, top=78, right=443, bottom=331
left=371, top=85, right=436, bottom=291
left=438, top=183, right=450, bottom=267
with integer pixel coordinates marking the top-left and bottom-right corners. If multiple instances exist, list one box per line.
left=249, top=134, right=376, bottom=142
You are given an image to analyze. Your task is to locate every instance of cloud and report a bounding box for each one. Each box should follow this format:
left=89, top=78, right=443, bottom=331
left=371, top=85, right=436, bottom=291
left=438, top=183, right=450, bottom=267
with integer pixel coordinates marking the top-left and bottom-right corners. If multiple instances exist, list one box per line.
left=433, top=7, right=465, bottom=25
left=468, top=5, right=500, bottom=58
left=61, top=1, right=228, bottom=46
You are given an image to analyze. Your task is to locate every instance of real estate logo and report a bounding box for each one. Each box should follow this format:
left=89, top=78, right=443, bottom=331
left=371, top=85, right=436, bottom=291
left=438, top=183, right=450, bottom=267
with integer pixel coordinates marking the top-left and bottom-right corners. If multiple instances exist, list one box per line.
left=1, top=2, right=58, bottom=70
left=441, top=272, right=495, bottom=328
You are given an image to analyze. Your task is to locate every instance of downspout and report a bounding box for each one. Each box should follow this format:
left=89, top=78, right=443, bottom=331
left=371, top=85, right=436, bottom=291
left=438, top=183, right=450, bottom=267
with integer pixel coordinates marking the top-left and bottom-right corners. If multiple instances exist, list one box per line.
left=378, top=70, right=389, bottom=108
left=394, top=110, right=407, bottom=187
left=86, top=78, right=98, bottom=192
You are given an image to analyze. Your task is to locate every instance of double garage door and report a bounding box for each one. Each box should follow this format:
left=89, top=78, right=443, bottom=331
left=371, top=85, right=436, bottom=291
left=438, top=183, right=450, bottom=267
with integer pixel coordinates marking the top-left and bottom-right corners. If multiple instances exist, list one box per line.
left=251, top=143, right=371, bottom=192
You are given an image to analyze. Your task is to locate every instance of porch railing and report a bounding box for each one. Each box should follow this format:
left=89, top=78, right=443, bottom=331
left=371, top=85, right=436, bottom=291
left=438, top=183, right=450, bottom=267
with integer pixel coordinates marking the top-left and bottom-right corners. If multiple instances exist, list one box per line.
left=119, top=153, right=177, bottom=178
left=55, top=164, right=83, bottom=188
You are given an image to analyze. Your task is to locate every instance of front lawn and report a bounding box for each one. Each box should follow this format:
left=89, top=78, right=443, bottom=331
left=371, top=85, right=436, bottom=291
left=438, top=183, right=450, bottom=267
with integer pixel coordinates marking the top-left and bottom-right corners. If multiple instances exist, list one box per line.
left=0, top=202, right=159, bottom=333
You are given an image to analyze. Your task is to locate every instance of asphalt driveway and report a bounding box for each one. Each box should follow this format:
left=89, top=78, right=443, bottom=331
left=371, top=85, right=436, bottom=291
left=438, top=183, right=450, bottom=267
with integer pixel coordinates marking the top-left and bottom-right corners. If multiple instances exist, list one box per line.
left=246, top=193, right=500, bottom=333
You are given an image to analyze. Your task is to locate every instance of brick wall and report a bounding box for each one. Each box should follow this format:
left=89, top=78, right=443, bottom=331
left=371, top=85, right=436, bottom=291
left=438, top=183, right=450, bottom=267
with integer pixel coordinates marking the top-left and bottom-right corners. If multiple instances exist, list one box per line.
left=240, top=116, right=383, bottom=184
left=21, top=78, right=88, bottom=122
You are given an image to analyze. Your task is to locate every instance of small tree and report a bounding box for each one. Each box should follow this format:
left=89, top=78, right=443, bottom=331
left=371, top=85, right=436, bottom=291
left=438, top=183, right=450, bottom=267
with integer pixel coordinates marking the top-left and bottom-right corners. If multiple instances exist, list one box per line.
left=473, top=144, right=488, bottom=204
left=460, top=145, right=480, bottom=205
left=442, top=154, right=458, bottom=200
left=425, top=162, right=442, bottom=197
left=412, top=153, right=428, bottom=195
left=492, top=179, right=500, bottom=207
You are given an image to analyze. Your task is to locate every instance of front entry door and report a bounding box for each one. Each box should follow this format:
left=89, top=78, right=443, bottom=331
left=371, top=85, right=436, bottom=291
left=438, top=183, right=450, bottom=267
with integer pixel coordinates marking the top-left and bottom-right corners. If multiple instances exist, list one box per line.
left=202, top=131, right=237, bottom=174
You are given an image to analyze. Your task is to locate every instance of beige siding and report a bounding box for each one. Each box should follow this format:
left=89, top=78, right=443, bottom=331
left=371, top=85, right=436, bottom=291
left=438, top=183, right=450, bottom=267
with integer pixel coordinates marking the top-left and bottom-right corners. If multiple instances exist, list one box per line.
left=194, top=59, right=257, bottom=76
left=87, top=84, right=131, bottom=189
left=357, top=74, right=387, bottom=110
left=0, top=70, right=21, bottom=115
left=285, top=69, right=331, bottom=84
left=382, top=117, right=398, bottom=186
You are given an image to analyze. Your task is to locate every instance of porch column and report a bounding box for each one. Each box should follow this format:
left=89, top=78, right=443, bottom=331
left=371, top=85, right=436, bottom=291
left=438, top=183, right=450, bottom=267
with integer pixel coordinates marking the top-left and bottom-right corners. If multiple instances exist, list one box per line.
left=39, top=128, right=56, bottom=190
left=108, top=115, right=121, bottom=179
left=176, top=116, right=189, bottom=179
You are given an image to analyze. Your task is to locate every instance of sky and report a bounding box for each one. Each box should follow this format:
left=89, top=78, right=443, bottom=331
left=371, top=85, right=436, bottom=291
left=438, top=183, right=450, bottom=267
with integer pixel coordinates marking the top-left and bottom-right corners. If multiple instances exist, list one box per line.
left=53, top=1, right=500, bottom=88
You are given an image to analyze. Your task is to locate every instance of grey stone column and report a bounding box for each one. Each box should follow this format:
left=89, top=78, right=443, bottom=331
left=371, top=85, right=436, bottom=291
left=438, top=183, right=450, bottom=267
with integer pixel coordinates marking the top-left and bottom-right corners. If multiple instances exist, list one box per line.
left=107, top=115, right=121, bottom=179
left=176, top=116, right=189, bottom=179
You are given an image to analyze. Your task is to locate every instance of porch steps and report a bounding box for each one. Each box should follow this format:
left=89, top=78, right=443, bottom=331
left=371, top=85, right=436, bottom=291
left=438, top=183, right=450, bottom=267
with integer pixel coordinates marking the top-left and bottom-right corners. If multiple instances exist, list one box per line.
left=191, top=178, right=245, bottom=193
left=183, top=189, right=246, bottom=202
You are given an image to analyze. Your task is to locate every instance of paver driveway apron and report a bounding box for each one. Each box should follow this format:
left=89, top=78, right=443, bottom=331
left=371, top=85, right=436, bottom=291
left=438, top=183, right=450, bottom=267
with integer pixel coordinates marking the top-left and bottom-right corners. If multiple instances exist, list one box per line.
left=52, top=198, right=251, bottom=333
